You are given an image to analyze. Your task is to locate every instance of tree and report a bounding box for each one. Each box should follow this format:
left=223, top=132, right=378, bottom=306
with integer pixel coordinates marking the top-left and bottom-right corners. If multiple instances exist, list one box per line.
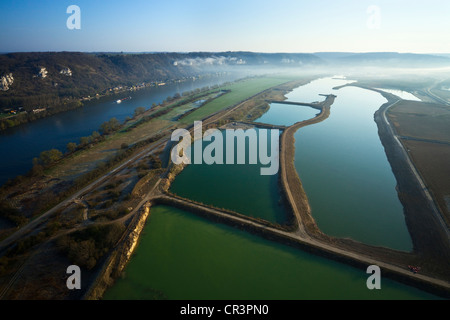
left=67, top=142, right=77, bottom=153
left=91, top=131, right=100, bottom=141
left=100, top=117, right=120, bottom=135
left=134, top=106, right=146, bottom=118
left=39, top=149, right=63, bottom=166
left=79, top=136, right=91, bottom=147
left=30, top=163, right=44, bottom=176
left=109, top=117, right=120, bottom=130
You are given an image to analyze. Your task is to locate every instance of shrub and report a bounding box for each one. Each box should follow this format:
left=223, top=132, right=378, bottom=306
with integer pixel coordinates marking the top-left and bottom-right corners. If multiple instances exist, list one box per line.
left=66, top=142, right=78, bottom=153
left=39, top=149, right=63, bottom=166
left=134, top=106, right=146, bottom=117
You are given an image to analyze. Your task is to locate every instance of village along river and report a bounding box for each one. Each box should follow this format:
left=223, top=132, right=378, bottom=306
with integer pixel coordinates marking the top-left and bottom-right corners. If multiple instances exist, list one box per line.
left=103, top=77, right=437, bottom=299
left=0, top=73, right=239, bottom=186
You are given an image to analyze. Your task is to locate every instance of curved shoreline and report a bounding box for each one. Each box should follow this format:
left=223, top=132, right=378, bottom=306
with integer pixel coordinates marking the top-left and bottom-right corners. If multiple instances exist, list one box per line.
left=93, top=82, right=450, bottom=299
left=373, top=93, right=450, bottom=266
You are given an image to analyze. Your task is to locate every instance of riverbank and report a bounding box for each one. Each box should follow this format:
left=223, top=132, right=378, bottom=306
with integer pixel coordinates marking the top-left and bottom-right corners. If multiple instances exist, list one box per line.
left=337, top=84, right=450, bottom=265
left=101, top=92, right=449, bottom=299
left=82, top=202, right=151, bottom=300
left=94, top=82, right=450, bottom=299
left=374, top=93, right=450, bottom=273
left=279, top=94, right=335, bottom=238
left=6, top=75, right=445, bottom=300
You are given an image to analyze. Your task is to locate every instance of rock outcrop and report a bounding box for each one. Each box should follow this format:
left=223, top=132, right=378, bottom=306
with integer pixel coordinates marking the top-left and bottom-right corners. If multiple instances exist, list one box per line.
left=37, top=67, right=48, bottom=78
left=0, top=73, right=14, bottom=91
left=60, top=67, right=72, bottom=76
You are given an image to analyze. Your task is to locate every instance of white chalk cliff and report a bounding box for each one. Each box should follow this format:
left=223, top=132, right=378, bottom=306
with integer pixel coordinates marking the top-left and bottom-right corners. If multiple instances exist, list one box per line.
left=0, top=73, right=14, bottom=91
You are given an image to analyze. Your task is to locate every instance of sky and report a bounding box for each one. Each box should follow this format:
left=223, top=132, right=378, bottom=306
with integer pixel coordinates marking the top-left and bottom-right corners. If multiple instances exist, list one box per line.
left=0, top=0, right=449, bottom=53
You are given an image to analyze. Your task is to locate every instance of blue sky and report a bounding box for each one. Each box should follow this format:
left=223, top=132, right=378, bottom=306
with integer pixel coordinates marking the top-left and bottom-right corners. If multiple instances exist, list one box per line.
left=1, top=0, right=449, bottom=53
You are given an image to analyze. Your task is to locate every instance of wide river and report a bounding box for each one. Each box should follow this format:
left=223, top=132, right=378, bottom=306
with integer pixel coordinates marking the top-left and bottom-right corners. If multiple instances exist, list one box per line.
left=283, top=78, right=412, bottom=251
left=104, top=77, right=437, bottom=299
left=0, top=73, right=239, bottom=186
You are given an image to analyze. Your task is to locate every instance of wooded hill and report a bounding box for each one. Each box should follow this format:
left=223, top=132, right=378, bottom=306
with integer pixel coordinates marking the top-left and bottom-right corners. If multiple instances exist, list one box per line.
left=0, top=52, right=201, bottom=111
left=2, top=50, right=449, bottom=114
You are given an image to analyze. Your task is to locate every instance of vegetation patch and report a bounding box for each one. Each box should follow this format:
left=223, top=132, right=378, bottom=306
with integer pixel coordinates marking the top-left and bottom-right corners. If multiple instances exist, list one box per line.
left=57, top=223, right=125, bottom=270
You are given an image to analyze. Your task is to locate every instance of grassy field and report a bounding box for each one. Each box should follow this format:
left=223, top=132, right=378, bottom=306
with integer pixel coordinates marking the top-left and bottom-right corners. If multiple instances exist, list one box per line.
left=47, top=118, right=173, bottom=181
left=388, top=100, right=450, bottom=142
left=158, top=91, right=224, bottom=122
left=402, top=140, right=450, bottom=222
left=49, top=77, right=292, bottom=180
left=179, top=76, right=291, bottom=124
left=430, top=87, right=450, bottom=104
left=0, top=74, right=300, bottom=229
left=388, top=100, right=450, bottom=223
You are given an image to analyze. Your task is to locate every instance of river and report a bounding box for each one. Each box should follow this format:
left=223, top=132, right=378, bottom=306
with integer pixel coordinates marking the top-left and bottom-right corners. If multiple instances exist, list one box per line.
left=0, top=73, right=239, bottom=186
left=285, top=78, right=412, bottom=251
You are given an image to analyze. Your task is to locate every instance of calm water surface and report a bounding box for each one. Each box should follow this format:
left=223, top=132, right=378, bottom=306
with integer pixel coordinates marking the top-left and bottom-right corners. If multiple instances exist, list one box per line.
left=104, top=78, right=428, bottom=300
left=254, top=77, right=412, bottom=251
left=0, top=74, right=239, bottom=185
left=104, top=205, right=436, bottom=300
left=170, top=129, right=287, bottom=224
left=254, top=103, right=319, bottom=126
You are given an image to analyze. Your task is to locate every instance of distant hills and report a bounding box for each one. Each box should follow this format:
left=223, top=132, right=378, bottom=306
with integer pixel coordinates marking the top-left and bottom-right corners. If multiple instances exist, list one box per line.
left=315, top=52, right=450, bottom=67
left=1, top=51, right=449, bottom=115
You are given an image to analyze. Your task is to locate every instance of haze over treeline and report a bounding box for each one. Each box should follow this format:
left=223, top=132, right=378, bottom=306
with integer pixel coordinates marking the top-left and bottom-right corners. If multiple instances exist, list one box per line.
left=1, top=50, right=450, bottom=116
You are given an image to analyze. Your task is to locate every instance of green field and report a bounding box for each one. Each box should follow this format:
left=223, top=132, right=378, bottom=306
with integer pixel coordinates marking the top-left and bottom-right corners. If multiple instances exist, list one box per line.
left=179, top=76, right=291, bottom=124
left=388, top=100, right=450, bottom=222
left=158, top=91, right=224, bottom=122
left=31, top=76, right=294, bottom=182
left=388, top=100, right=450, bottom=142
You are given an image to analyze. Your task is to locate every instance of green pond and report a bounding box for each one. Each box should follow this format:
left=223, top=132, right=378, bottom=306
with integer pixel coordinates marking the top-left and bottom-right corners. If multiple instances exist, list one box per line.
left=170, top=128, right=288, bottom=225
left=104, top=205, right=437, bottom=300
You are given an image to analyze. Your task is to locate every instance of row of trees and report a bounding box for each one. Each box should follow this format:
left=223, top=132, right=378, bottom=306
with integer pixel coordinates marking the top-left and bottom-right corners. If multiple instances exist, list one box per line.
left=29, top=116, right=125, bottom=177
left=0, top=100, right=83, bottom=132
left=30, top=104, right=153, bottom=176
left=3, top=107, right=146, bottom=187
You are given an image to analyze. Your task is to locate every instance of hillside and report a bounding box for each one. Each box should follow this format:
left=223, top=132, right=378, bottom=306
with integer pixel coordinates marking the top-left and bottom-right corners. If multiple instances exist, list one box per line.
left=318, top=52, right=450, bottom=67
left=1, top=51, right=450, bottom=131
left=0, top=52, right=200, bottom=110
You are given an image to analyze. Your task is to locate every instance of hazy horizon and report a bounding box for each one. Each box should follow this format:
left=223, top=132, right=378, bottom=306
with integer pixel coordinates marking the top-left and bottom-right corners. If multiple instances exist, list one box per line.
left=1, top=50, right=450, bottom=55
left=1, top=0, right=450, bottom=53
